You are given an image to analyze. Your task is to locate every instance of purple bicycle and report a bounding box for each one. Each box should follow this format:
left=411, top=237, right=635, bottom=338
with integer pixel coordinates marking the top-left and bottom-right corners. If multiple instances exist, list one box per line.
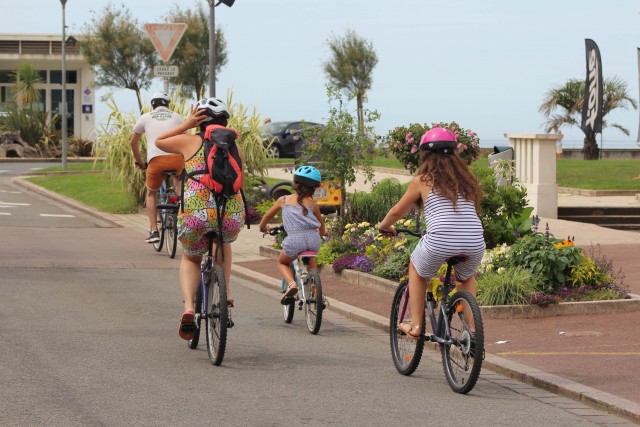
left=389, top=228, right=484, bottom=394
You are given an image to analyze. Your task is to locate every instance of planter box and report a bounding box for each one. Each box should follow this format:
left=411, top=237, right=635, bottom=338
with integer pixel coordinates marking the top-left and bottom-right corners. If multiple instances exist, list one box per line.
left=259, top=245, right=640, bottom=319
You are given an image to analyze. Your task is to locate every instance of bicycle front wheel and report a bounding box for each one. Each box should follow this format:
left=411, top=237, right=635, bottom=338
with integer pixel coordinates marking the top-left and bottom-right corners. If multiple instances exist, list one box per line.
left=205, top=264, right=228, bottom=366
left=282, top=299, right=295, bottom=323
left=390, top=281, right=425, bottom=376
left=304, top=269, right=323, bottom=335
left=153, top=210, right=165, bottom=252
left=165, top=210, right=178, bottom=258
left=440, top=291, right=484, bottom=394
left=188, top=283, right=203, bottom=350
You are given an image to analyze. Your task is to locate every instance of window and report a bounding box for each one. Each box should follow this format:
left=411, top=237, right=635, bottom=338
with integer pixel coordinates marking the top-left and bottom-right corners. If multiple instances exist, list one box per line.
left=50, top=70, right=77, bottom=84
left=0, top=70, right=12, bottom=84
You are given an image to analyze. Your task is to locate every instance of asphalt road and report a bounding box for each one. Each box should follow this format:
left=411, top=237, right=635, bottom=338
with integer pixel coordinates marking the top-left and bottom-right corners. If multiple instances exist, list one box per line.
left=0, top=162, right=628, bottom=426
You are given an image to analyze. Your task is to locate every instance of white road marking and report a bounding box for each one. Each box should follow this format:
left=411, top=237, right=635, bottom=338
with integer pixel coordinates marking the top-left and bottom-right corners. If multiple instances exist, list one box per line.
left=0, top=170, right=9, bottom=173
left=0, top=190, right=22, bottom=194
left=39, top=214, right=75, bottom=218
left=0, top=212, right=11, bottom=215
left=0, top=201, right=31, bottom=206
left=29, top=168, right=44, bottom=171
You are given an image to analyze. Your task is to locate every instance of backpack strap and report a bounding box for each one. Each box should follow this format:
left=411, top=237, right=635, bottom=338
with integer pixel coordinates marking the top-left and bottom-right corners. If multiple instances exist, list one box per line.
left=239, top=188, right=250, bottom=229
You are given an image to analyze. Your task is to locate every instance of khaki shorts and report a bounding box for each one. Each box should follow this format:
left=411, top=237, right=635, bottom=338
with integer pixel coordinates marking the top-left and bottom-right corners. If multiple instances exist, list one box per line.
left=146, top=154, right=184, bottom=190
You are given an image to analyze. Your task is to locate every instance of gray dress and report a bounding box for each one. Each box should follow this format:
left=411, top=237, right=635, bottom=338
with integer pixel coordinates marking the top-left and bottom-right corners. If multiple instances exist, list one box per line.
left=281, top=197, right=321, bottom=258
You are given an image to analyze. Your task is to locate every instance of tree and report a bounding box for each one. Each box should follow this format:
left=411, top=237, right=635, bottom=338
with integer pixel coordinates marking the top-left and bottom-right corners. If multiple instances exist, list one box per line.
left=79, top=4, right=157, bottom=112
left=11, top=62, right=42, bottom=107
left=165, top=1, right=228, bottom=99
left=539, top=77, right=637, bottom=160
left=301, top=86, right=379, bottom=215
left=323, top=30, right=378, bottom=134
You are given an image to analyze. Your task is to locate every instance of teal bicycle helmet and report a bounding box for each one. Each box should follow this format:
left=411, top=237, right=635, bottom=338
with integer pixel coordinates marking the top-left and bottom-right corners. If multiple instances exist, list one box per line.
left=293, top=165, right=322, bottom=188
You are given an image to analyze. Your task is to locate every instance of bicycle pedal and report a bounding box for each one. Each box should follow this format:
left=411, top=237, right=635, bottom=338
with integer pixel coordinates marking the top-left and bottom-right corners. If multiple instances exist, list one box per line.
left=227, top=316, right=234, bottom=328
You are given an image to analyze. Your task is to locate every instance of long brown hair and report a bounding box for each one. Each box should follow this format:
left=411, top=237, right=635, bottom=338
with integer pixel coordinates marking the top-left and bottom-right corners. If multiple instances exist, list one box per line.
left=292, top=181, right=316, bottom=216
left=416, top=150, right=482, bottom=213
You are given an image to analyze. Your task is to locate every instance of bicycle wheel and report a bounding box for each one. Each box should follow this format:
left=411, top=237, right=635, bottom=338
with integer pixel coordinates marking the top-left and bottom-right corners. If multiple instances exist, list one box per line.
left=440, top=291, right=484, bottom=394
left=188, top=283, right=203, bottom=350
left=390, top=281, right=425, bottom=376
left=205, top=264, right=228, bottom=365
left=165, top=210, right=178, bottom=258
left=282, top=299, right=295, bottom=323
left=304, top=269, right=323, bottom=335
left=153, top=210, right=165, bottom=252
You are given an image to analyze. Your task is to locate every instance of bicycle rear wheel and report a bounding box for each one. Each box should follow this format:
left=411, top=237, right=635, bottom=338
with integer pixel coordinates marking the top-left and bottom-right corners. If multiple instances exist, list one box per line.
left=205, top=264, right=228, bottom=365
left=165, top=210, right=178, bottom=258
left=440, top=291, right=484, bottom=394
left=304, top=269, right=323, bottom=335
left=153, top=210, right=165, bottom=252
left=188, top=283, right=203, bottom=349
left=390, top=281, right=425, bottom=376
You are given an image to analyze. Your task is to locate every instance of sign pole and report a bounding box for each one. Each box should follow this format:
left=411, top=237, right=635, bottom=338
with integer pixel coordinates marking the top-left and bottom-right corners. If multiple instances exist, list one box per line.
left=164, top=77, right=169, bottom=94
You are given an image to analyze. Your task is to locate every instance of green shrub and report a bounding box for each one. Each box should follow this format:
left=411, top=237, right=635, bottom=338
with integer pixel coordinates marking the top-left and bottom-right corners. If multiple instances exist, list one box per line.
left=0, top=105, right=58, bottom=149
left=498, top=233, right=582, bottom=292
left=569, top=253, right=609, bottom=287
left=345, top=178, right=409, bottom=225
left=372, top=249, right=410, bottom=281
left=476, top=266, right=542, bottom=306
left=472, top=164, right=533, bottom=249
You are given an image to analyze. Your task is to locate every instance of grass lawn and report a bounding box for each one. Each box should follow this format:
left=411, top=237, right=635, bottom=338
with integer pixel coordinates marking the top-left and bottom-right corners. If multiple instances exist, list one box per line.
left=556, top=159, right=640, bottom=190
left=36, top=161, right=106, bottom=172
left=27, top=172, right=139, bottom=214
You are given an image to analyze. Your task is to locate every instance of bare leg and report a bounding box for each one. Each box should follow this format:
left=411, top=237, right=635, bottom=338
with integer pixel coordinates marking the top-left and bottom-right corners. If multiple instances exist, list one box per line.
left=455, top=275, right=477, bottom=332
left=277, top=252, right=297, bottom=288
left=407, top=261, right=428, bottom=332
left=180, top=254, right=202, bottom=313
left=212, top=242, right=233, bottom=303
left=146, top=187, right=159, bottom=232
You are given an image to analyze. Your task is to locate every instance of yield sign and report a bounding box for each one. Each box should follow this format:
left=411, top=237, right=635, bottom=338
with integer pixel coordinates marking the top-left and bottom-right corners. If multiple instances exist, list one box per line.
left=144, top=23, right=188, bottom=63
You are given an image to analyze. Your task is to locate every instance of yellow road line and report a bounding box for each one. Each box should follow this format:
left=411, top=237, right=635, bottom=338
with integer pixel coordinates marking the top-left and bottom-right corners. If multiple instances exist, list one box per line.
left=497, top=351, right=640, bottom=356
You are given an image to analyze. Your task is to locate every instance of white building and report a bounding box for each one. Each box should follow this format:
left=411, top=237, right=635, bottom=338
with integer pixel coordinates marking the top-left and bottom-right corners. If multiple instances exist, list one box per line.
left=0, top=34, right=95, bottom=141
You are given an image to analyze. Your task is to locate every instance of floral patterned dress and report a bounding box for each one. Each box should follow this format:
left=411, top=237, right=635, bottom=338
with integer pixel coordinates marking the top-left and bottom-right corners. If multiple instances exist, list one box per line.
left=178, top=143, right=245, bottom=256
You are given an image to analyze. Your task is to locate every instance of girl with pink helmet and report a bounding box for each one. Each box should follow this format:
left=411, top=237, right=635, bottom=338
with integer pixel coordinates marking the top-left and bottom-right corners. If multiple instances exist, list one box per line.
left=378, top=127, right=485, bottom=339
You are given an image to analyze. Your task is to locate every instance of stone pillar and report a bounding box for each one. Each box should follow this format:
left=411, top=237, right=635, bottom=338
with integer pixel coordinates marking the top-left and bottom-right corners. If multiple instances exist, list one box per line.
left=504, top=133, right=562, bottom=219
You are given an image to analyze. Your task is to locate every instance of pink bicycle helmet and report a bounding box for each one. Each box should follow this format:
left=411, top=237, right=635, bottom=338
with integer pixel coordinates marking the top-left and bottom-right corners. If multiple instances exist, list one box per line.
left=419, top=128, right=457, bottom=153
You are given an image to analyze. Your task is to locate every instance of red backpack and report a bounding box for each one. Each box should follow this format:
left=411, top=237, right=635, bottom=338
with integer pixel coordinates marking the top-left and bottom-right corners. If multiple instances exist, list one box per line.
left=182, top=124, right=250, bottom=231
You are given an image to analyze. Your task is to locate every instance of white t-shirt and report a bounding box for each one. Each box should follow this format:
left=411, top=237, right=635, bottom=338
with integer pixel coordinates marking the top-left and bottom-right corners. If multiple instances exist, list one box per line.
left=132, top=107, right=184, bottom=161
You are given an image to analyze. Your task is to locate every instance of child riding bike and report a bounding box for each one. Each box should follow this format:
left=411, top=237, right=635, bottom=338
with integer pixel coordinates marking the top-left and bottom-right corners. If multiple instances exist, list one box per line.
left=259, top=166, right=327, bottom=304
left=378, top=127, right=485, bottom=339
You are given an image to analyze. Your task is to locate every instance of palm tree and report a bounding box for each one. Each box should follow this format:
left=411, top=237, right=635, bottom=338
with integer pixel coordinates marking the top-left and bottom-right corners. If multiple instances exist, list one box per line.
left=11, top=62, right=42, bottom=107
left=539, top=77, right=637, bottom=160
left=323, top=30, right=378, bottom=134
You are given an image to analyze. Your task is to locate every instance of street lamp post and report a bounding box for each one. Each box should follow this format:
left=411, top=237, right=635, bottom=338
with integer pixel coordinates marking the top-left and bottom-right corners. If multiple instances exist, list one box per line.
left=60, top=0, right=68, bottom=170
left=208, top=0, right=235, bottom=98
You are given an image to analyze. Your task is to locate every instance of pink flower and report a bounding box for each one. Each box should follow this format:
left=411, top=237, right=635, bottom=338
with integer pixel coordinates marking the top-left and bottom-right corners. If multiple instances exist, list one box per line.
left=411, top=146, right=417, bottom=154
left=408, top=137, right=414, bottom=143
left=469, top=132, right=476, bottom=138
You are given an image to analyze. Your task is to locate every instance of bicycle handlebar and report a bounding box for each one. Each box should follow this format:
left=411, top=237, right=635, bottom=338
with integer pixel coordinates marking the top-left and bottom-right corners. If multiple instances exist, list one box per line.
left=390, top=227, right=423, bottom=238
left=265, top=225, right=285, bottom=236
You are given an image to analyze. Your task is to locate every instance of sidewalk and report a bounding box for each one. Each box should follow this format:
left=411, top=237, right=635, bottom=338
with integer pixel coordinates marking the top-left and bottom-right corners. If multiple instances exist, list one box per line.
left=14, top=174, right=640, bottom=424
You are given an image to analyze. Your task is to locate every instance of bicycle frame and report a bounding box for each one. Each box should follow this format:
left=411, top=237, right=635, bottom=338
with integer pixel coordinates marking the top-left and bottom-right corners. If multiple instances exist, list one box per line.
left=281, top=255, right=314, bottom=307
left=398, top=261, right=458, bottom=347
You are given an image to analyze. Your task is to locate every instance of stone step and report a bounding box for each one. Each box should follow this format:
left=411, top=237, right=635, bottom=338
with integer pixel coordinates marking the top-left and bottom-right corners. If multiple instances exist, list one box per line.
left=559, top=215, right=640, bottom=225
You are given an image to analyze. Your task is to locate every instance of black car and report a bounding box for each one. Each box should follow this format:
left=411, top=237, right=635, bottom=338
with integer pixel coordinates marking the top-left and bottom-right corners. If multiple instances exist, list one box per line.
left=263, top=120, right=322, bottom=158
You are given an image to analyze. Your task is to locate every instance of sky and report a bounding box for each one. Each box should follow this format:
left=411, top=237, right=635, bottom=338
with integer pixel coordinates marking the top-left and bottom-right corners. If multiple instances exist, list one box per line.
left=2, top=0, right=640, bottom=148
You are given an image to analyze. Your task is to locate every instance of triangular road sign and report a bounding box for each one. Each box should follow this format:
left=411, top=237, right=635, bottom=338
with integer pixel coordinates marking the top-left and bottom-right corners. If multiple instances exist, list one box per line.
left=144, top=23, right=188, bottom=63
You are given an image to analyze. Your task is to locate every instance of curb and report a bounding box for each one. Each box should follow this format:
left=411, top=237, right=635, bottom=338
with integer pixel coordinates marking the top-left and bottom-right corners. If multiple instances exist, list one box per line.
left=231, top=263, right=640, bottom=424
left=258, top=245, right=640, bottom=319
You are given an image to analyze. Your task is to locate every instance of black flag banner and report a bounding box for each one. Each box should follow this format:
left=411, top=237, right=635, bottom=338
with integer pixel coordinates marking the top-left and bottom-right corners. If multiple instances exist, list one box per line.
left=581, top=39, right=603, bottom=135
left=637, top=48, right=640, bottom=143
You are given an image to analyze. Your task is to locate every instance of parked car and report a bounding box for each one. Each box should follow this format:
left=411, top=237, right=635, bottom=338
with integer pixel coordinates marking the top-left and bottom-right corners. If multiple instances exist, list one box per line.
left=262, top=120, right=322, bottom=158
